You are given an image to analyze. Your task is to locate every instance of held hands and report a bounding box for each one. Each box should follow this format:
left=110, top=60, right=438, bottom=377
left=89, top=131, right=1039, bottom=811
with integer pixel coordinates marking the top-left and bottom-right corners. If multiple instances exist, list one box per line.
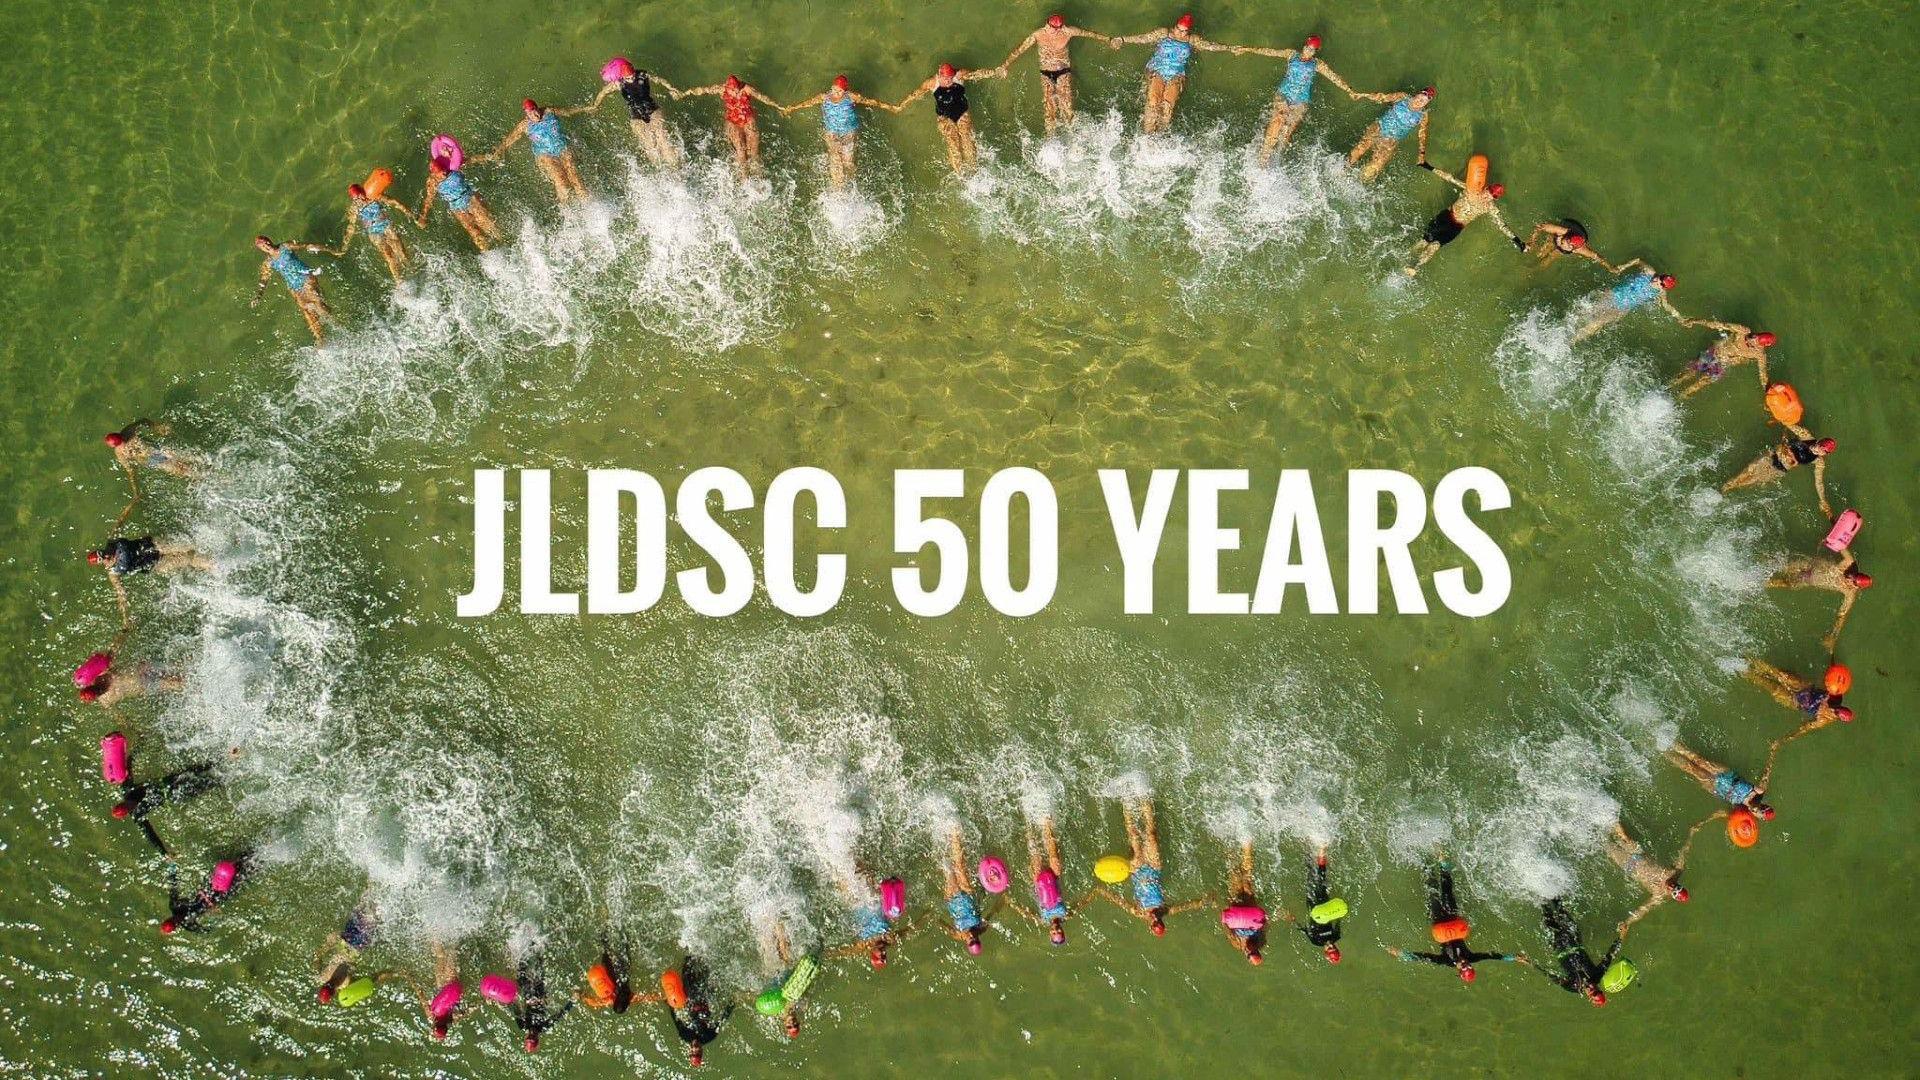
left=1513, top=237, right=1527, bottom=251
left=1417, top=160, right=1435, bottom=170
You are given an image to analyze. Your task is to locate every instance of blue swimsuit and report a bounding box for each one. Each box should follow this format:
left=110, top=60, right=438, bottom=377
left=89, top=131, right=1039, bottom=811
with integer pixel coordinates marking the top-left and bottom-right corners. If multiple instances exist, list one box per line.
left=1041, top=899, right=1069, bottom=921
left=1378, top=99, right=1422, bottom=140
left=1610, top=272, right=1663, bottom=310
left=1279, top=57, right=1318, bottom=104
left=270, top=247, right=315, bottom=290
left=527, top=112, right=567, bottom=157
left=1130, top=867, right=1165, bottom=910
left=356, top=201, right=391, bottom=237
left=1712, top=771, right=1757, bottom=805
left=436, top=170, right=475, bottom=212
left=854, top=906, right=891, bottom=940
left=1147, top=36, right=1194, bottom=79
left=821, top=95, right=859, bottom=135
left=947, top=892, right=983, bottom=931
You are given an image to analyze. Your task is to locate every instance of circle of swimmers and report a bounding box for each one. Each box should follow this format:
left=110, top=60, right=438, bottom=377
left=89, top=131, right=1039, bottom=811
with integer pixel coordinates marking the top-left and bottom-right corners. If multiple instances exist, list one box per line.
left=76, top=8, right=1875, bottom=1065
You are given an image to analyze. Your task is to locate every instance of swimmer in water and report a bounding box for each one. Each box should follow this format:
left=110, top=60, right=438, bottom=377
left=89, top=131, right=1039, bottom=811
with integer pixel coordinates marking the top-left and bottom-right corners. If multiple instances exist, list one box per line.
left=782, top=76, right=900, bottom=190
left=1405, top=165, right=1522, bottom=277
left=676, top=75, right=782, bottom=177
left=1571, top=261, right=1684, bottom=342
left=1525, top=219, right=1612, bottom=270
left=588, top=61, right=682, bottom=167
left=1384, top=856, right=1521, bottom=982
left=1275, top=847, right=1345, bottom=963
left=1721, top=429, right=1836, bottom=516
left=1664, top=741, right=1775, bottom=819
left=335, top=182, right=416, bottom=282
left=482, top=99, right=593, bottom=203
left=579, top=932, right=651, bottom=1013
left=1220, top=841, right=1267, bottom=965
left=77, top=656, right=184, bottom=709
left=418, top=155, right=501, bottom=251
left=1529, top=898, right=1620, bottom=1006
left=896, top=63, right=1007, bottom=175
left=417, top=940, right=469, bottom=1040
left=105, top=420, right=202, bottom=509
left=250, top=235, right=333, bottom=344
left=1238, top=35, right=1370, bottom=165
left=667, top=955, right=730, bottom=1066
left=1744, top=657, right=1854, bottom=735
left=1347, top=87, right=1434, bottom=182
left=826, top=866, right=900, bottom=968
left=1108, top=13, right=1248, bottom=134
left=1097, top=796, right=1207, bottom=935
left=1769, top=547, right=1871, bottom=651
left=160, top=853, right=252, bottom=935
left=1018, top=815, right=1079, bottom=946
left=1670, top=322, right=1775, bottom=398
left=88, top=536, right=213, bottom=627
left=111, top=760, right=221, bottom=857
left=1608, top=820, right=1709, bottom=939
left=997, top=13, right=1112, bottom=134
left=753, top=920, right=805, bottom=1037
left=940, top=826, right=992, bottom=955
left=509, top=948, right=573, bottom=1053
left=315, top=891, right=385, bottom=1003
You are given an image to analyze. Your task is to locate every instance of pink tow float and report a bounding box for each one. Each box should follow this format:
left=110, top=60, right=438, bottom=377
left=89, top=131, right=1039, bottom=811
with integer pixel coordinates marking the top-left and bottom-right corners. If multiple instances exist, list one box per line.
left=880, top=877, right=906, bottom=920
left=480, top=974, right=519, bottom=1005
left=100, top=732, right=129, bottom=784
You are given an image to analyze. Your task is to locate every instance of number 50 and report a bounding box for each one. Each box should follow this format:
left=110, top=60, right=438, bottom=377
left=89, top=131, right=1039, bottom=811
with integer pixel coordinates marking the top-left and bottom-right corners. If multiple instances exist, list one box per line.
left=892, top=469, right=1059, bottom=617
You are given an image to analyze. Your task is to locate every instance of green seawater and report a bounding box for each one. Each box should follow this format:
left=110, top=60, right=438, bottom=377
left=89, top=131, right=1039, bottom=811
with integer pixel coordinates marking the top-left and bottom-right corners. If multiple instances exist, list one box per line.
left=1, top=0, right=1916, bottom=1075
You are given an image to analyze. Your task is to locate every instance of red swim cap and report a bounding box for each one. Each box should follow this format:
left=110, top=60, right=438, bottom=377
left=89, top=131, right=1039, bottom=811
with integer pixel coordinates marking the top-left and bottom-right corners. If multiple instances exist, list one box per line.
left=1672, top=886, right=1690, bottom=902
left=833, top=74, right=850, bottom=90
left=1752, top=331, right=1776, bottom=347
left=1835, top=705, right=1855, bottom=723
left=1658, top=274, right=1676, bottom=289
left=524, top=1036, right=539, bottom=1053
left=1567, top=234, right=1587, bottom=249
left=522, top=98, right=539, bottom=111
left=939, top=63, right=956, bottom=77
left=87, top=551, right=103, bottom=565
left=1325, top=944, right=1342, bottom=963
left=1176, top=13, right=1194, bottom=29
left=104, top=433, right=125, bottom=448
left=1852, top=572, right=1874, bottom=588
left=1459, top=965, right=1476, bottom=982
left=1247, top=951, right=1263, bottom=965
left=347, top=183, right=366, bottom=199
left=1305, top=35, right=1323, bottom=49
left=1489, top=183, right=1506, bottom=198
left=1150, top=921, right=1167, bottom=937
left=869, top=947, right=887, bottom=969
left=78, top=687, right=101, bottom=703
left=160, top=919, right=178, bottom=935
left=725, top=74, right=743, bottom=89
left=1817, top=438, right=1837, bottom=453
left=317, top=985, right=335, bottom=1003
left=1422, top=86, right=1436, bottom=98
left=111, top=803, right=130, bottom=820
left=1049, top=13, right=1065, bottom=27
left=1758, top=805, right=1776, bottom=821
left=1589, top=991, right=1608, bottom=1007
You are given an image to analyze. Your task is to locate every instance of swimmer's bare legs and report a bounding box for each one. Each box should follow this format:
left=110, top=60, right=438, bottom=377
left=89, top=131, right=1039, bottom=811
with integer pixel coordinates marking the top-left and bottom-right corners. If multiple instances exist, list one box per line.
left=1041, top=71, right=1075, bottom=134
left=292, top=285, right=329, bottom=344
left=1259, top=99, right=1307, bottom=165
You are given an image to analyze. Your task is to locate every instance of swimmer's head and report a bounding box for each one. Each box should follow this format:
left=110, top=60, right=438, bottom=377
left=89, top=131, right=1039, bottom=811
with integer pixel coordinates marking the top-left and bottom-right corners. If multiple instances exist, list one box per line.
left=347, top=183, right=367, bottom=200
left=869, top=942, right=887, bottom=969
left=1049, top=13, right=1065, bottom=28
left=87, top=550, right=104, bottom=565
left=966, top=930, right=983, bottom=955
left=1489, top=183, right=1506, bottom=199
left=833, top=74, right=850, bottom=91
left=254, top=235, right=276, bottom=254
left=1587, top=988, right=1608, bottom=1007
left=1414, top=86, right=1435, bottom=105
left=1752, top=331, right=1777, bottom=347
left=1845, top=566, right=1873, bottom=588
left=1815, top=438, right=1837, bottom=455
left=1658, top=274, right=1676, bottom=290
left=1175, top=14, right=1195, bottom=33
left=317, top=984, right=335, bottom=1004
left=78, top=686, right=102, bottom=703
left=432, top=1016, right=452, bottom=1040
left=1565, top=234, right=1587, bottom=249
left=1668, top=879, right=1690, bottom=902
left=1303, top=35, right=1322, bottom=54
left=1834, top=705, right=1855, bottom=723
left=689, top=1043, right=704, bottom=1066
left=524, top=1035, right=539, bottom=1053
left=160, top=918, right=178, bottom=935
left=1247, top=948, right=1263, bottom=965
left=111, top=800, right=132, bottom=820
left=939, top=63, right=956, bottom=79
left=784, top=1014, right=801, bottom=1038
left=104, top=432, right=126, bottom=448
left=725, top=74, right=743, bottom=90
left=1050, top=919, right=1067, bottom=946
left=1755, top=802, right=1776, bottom=821
left=1324, top=944, right=1342, bottom=964
left=1150, top=914, right=1167, bottom=936
left=522, top=98, right=540, bottom=115
left=1458, top=963, right=1476, bottom=982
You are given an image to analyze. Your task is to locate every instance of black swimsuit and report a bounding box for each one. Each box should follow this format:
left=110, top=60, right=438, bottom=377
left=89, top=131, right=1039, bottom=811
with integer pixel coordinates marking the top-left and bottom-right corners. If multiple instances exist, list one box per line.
left=104, top=537, right=162, bottom=575
left=934, top=81, right=969, bottom=120
left=1772, top=438, right=1818, bottom=471
left=621, top=73, right=659, bottom=122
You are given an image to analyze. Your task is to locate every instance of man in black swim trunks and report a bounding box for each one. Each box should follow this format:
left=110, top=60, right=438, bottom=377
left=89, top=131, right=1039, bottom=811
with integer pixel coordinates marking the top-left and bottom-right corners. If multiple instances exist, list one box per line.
left=590, top=60, right=681, bottom=166
left=88, top=535, right=213, bottom=627
left=1405, top=159, right=1523, bottom=277
left=112, top=760, right=221, bottom=856
left=1000, top=13, right=1112, bottom=134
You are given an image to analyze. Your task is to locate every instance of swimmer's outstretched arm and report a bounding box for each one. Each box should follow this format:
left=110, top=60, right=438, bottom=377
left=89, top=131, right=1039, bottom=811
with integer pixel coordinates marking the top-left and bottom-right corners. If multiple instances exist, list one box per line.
left=1812, top=457, right=1832, bottom=518
left=1239, top=46, right=1293, bottom=59
left=849, top=92, right=902, bottom=113
left=897, top=79, right=935, bottom=109
left=780, top=93, right=826, bottom=117
left=588, top=82, right=620, bottom=111
left=479, top=119, right=533, bottom=165
left=673, top=83, right=721, bottom=98
left=1108, top=28, right=1167, bottom=48
left=1165, top=897, right=1212, bottom=917
left=1413, top=112, right=1431, bottom=164
left=250, top=259, right=275, bottom=306
left=1827, top=589, right=1858, bottom=650
left=1617, top=896, right=1661, bottom=938
left=111, top=574, right=132, bottom=628
left=1189, top=34, right=1242, bottom=54
left=550, top=100, right=597, bottom=118
left=1486, top=204, right=1524, bottom=249
left=1427, top=165, right=1465, bottom=188
left=1318, top=64, right=1367, bottom=99
left=413, top=183, right=437, bottom=228
left=1611, top=258, right=1647, bottom=276
left=999, top=33, right=1038, bottom=71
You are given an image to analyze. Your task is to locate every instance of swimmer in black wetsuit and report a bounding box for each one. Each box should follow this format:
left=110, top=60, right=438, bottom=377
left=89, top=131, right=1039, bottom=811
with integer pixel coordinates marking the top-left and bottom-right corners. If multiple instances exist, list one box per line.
left=89, top=535, right=213, bottom=627
left=1277, top=847, right=1345, bottom=962
left=512, top=949, right=573, bottom=1053
left=668, top=955, right=731, bottom=1067
left=591, top=59, right=681, bottom=166
left=1531, top=898, right=1620, bottom=1006
left=111, top=761, right=221, bottom=856
left=160, top=853, right=252, bottom=935
left=1384, top=857, right=1521, bottom=981
left=897, top=62, right=1006, bottom=174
